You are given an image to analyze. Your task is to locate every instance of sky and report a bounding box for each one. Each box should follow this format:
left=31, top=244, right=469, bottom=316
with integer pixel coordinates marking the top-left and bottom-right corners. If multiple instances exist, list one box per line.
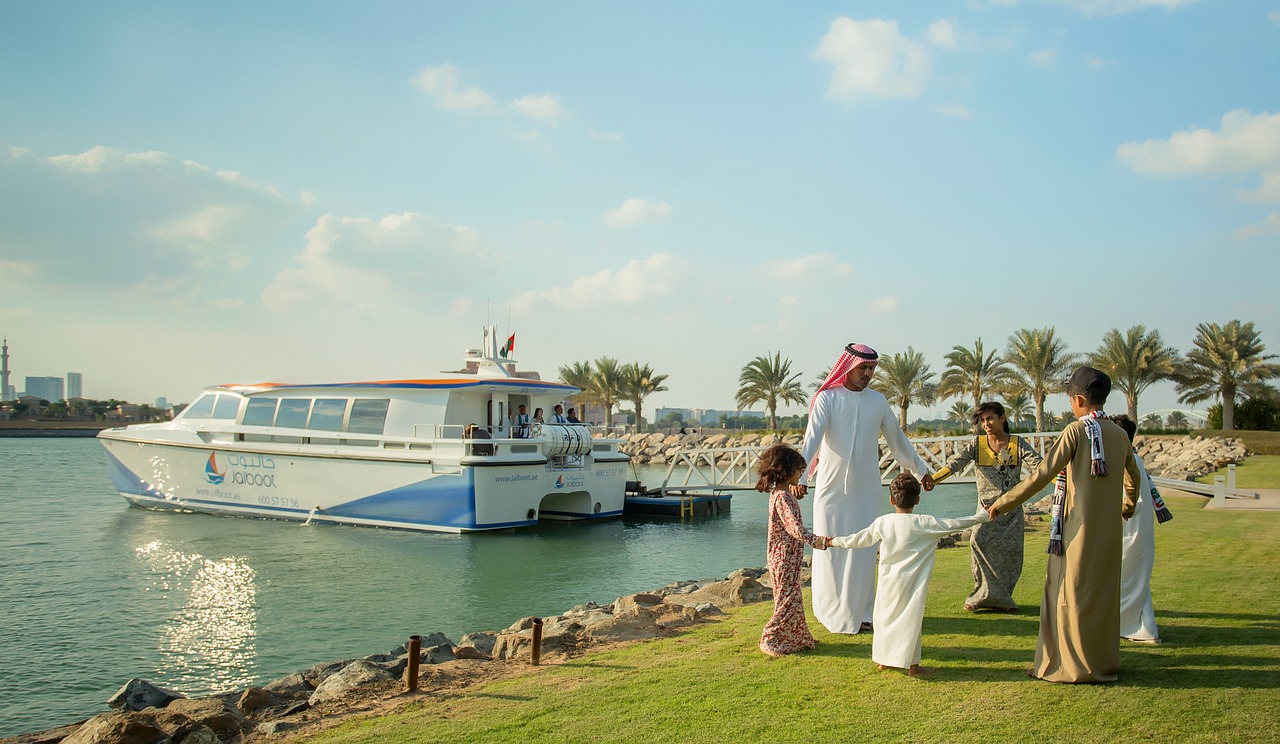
left=1, top=1, right=1277, bottom=422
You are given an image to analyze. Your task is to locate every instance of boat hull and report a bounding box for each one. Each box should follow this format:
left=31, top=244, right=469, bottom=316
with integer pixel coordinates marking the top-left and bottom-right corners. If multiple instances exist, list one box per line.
left=99, top=436, right=627, bottom=534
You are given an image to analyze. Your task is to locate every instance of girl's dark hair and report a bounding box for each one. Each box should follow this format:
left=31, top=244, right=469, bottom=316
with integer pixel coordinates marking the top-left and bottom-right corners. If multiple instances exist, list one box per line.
left=973, top=401, right=1010, bottom=433
left=755, top=444, right=807, bottom=492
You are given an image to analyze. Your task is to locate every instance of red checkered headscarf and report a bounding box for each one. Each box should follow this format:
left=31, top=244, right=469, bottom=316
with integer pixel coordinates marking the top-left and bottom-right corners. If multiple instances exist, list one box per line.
left=809, top=343, right=878, bottom=413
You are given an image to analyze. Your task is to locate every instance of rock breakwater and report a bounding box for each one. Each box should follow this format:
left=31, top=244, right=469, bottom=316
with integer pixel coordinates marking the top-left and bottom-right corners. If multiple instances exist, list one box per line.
left=1134, top=435, right=1248, bottom=482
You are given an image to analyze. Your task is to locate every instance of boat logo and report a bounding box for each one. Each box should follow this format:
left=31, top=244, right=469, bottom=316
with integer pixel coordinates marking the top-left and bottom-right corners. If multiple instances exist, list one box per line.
left=554, top=475, right=564, bottom=490
left=204, top=453, right=226, bottom=485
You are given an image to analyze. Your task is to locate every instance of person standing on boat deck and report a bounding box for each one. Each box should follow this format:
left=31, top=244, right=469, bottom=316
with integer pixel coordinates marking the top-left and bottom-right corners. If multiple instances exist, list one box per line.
left=512, top=405, right=531, bottom=438
left=930, top=402, right=1042, bottom=613
left=796, top=343, right=935, bottom=635
left=567, top=408, right=582, bottom=424
left=532, top=408, right=545, bottom=426
left=464, top=423, right=494, bottom=456
left=551, top=405, right=568, bottom=424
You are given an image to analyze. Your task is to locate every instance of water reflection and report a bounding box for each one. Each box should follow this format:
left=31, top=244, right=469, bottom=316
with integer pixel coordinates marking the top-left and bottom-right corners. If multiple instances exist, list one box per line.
left=134, top=541, right=258, bottom=692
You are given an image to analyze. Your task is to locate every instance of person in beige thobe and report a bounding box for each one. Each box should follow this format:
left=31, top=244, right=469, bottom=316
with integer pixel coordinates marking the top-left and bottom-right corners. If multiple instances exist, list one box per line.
left=991, top=386, right=1139, bottom=683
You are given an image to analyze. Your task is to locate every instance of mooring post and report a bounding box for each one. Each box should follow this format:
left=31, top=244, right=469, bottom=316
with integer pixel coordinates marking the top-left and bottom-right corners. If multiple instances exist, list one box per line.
left=1213, top=476, right=1226, bottom=509
left=405, top=635, right=422, bottom=691
left=1228, top=464, right=1237, bottom=493
left=531, top=618, right=544, bottom=666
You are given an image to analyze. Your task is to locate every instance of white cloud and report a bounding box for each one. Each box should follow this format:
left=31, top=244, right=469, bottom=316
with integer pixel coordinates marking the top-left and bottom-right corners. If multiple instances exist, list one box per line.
left=602, top=198, right=672, bottom=227
left=0, top=143, right=297, bottom=290
left=0, top=259, right=36, bottom=285
left=778, top=296, right=798, bottom=310
left=511, top=94, right=567, bottom=126
left=411, top=64, right=497, bottom=112
left=1233, top=214, right=1280, bottom=241
left=1117, top=110, right=1280, bottom=203
left=761, top=254, right=854, bottom=282
left=813, top=17, right=932, bottom=102
left=1049, top=0, right=1200, bottom=16
left=933, top=103, right=973, bottom=119
left=589, top=130, right=625, bottom=143
left=1029, top=48, right=1058, bottom=66
left=148, top=204, right=242, bottom=244
left=262, top=213, right=494, bottom=312
left=869, top=295, right=900, bottom=314
left=927, top=19, right=959, bottom=48
left=1271, top=11, right=1280, bottom=26
left=511, top=253, right=691, bottom=311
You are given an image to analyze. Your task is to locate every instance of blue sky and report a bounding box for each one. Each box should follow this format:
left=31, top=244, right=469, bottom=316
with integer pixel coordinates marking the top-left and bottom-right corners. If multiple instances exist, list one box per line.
left=1, top=1, right=1277, bottom=421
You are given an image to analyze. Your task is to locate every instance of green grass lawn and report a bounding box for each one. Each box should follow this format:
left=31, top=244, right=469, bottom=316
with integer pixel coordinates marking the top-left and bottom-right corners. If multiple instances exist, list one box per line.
left=1197, top=455, right=1280, bottom=489
left=295, top=493, right=1280, bottom=743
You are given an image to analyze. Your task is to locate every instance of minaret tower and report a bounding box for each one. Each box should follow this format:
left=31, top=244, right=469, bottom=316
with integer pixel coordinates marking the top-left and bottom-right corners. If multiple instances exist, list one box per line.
left=1, top=337, right=10, bottom=401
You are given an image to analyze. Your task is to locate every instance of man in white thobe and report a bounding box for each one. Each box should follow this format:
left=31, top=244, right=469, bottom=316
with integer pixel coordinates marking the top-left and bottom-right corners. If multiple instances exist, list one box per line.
left=796, top=343, right=934, bottom=634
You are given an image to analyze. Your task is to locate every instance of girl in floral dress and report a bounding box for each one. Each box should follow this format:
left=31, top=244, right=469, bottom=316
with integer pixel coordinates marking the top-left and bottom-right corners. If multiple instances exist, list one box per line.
left=758, top=444, right=833, bottom=657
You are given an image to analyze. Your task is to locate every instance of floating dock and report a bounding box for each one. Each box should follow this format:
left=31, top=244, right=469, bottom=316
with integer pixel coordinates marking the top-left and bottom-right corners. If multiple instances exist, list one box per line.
left=623, top=490, right=732, bottom=518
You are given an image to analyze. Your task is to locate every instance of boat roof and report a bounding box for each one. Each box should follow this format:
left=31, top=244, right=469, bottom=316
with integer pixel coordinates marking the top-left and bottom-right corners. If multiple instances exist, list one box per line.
left=212, top=377, right=580, bottom=396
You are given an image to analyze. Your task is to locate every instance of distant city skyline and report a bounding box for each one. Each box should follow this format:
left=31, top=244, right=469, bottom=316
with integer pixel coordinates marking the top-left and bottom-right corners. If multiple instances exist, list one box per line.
left=2, top=3, right=1277, bottom=420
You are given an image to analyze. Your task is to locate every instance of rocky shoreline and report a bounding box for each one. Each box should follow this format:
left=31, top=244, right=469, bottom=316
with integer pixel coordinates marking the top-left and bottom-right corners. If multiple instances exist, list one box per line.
left=5, top=565, right=809, bottom=744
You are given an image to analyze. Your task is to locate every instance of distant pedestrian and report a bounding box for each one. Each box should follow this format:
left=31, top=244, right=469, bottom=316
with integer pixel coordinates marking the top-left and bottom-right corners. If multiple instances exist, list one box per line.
left=757, top=444, right=833, bottom=657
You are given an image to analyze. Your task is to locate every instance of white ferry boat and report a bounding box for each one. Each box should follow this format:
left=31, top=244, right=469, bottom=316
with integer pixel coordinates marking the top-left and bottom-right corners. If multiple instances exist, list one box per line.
left=97, top=328, right=630, bottom=533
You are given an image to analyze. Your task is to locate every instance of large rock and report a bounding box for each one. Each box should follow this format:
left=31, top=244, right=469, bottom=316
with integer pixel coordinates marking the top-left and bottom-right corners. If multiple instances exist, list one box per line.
left=262, top=672, right=312, bottom=699
left=164, top=698, right=244, bottom=739
left=308, top=660, right=396, bottom=705
left=458, top=631, right=497, bottom=657
left=64, top=709, right=216, bottom=744
left=491, top=615, right=584, bottom=660
left=106, top=679, right=184, bottom=713
left=586, top=607, right=662, bottom=643
left=665, top=574, right=771, bottom=608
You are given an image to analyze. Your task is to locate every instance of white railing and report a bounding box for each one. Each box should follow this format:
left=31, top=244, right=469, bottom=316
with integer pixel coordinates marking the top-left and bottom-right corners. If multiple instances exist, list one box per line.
left=1150, top=464, right=1258, bottom=506
left=658, top=432, right=1064, bottom=493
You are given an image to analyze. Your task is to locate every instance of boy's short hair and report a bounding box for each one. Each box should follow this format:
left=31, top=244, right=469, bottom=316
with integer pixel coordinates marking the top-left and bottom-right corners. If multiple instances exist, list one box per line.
left=1068, top=366, right=1111, bottom=406
left=889, top=472, right=921, bottom=508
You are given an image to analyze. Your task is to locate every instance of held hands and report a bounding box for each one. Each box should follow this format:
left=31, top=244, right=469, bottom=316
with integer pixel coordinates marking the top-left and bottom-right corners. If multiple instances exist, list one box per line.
left=986, top=504, right=1000, bottom=520
left=814, top=535, right=833, bottom=550
left=921, top=473, right=935, bottom=491
left=790, top=484, right=808, bottom=499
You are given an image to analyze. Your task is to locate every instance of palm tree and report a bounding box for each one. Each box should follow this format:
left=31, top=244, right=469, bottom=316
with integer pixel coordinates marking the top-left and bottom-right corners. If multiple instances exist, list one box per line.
left=558, top=360, right=596, bottom=423
left=620, top=362, right=670, bottom=430
left=735, top=352, right=808, bottom=431
left=811, top=367, right=831, bottom=392
left=870, top=347, right=937, bottom=432
left=1003, top=390, right=1033, bottom=430
left=1142, top=412, right=1164, bottom=431
left=1175, top=320, right=1280, bottom=431
left=589, top=357, right=625, bottom=427
left=1089, top=326, right=1179, bottom=422
left=1165, top=411, right=1189, bottom=429
left=1004, top=327, right=1077, bottom=432
left=938, top=338, right=1012, bottom=411
left=947, top=400, right=975, bottom=431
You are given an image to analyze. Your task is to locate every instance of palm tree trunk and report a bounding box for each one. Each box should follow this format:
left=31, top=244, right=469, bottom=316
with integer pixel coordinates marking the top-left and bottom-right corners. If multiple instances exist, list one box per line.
left=1223, top=383, right=1236, bottom=431
left=899, top=401, right=909, bottom=432
left=768, top=400, right=777, bottom=432
left=1034, top=393, right=1046, bottom=432
left=1126, top=392, right=1137, bottom=423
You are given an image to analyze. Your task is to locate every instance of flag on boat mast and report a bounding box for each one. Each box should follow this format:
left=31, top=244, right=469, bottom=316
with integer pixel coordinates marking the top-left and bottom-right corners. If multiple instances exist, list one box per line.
left=499, top=333, right=516, bottom=358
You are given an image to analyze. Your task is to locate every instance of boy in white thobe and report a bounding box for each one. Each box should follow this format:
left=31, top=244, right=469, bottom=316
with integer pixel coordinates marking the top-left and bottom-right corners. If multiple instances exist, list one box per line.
left=831, top=473, right=989, bottom=676
left=798, top=343, right=934, bottom=634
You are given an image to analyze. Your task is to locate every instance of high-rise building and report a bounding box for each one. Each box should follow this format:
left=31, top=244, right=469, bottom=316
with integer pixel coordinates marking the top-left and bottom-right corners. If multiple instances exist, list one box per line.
left=25, top=376, right=64, bottom=402
left=1, top=337, right=10, bottom=402
left=155, top=396, right=168, bottom=410
left=67, top=372, right=83, bottom=399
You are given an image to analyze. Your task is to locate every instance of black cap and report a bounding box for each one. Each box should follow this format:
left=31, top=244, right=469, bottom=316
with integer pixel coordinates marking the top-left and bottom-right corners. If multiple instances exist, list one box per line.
left=1068, top=366, right=1111, bottom=399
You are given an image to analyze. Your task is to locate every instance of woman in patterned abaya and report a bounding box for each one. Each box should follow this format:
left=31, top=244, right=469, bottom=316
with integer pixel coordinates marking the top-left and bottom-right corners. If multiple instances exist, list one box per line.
left=757, top=444, right=833, bottom=657
left=931, top=402, right=1042, bottom=612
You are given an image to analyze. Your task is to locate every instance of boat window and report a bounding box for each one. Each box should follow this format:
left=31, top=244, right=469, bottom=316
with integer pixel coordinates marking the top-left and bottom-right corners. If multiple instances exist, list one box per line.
left=275, top=399, right=312, bottom=429
left=212, top=395, right=242, bottom=420
left=309, top=398, right=348, bottom=431
left=347, top=399, right=390, bottom=434
left=243, top=398, right=278, bottom=427
left=182, top=394, right=217, bottom=419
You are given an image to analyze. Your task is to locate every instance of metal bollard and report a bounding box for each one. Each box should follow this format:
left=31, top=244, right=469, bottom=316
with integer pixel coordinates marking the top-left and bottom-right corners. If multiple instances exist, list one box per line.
left=1213, top=476, right=1226, bottom=509
left=531, top=618, right=544, bottom=666
left=405, top=635, right=422, bottom=691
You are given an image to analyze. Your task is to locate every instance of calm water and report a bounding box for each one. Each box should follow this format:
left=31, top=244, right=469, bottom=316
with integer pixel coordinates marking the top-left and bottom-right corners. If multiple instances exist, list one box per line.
left=0, top=437, right=981, bottom=736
